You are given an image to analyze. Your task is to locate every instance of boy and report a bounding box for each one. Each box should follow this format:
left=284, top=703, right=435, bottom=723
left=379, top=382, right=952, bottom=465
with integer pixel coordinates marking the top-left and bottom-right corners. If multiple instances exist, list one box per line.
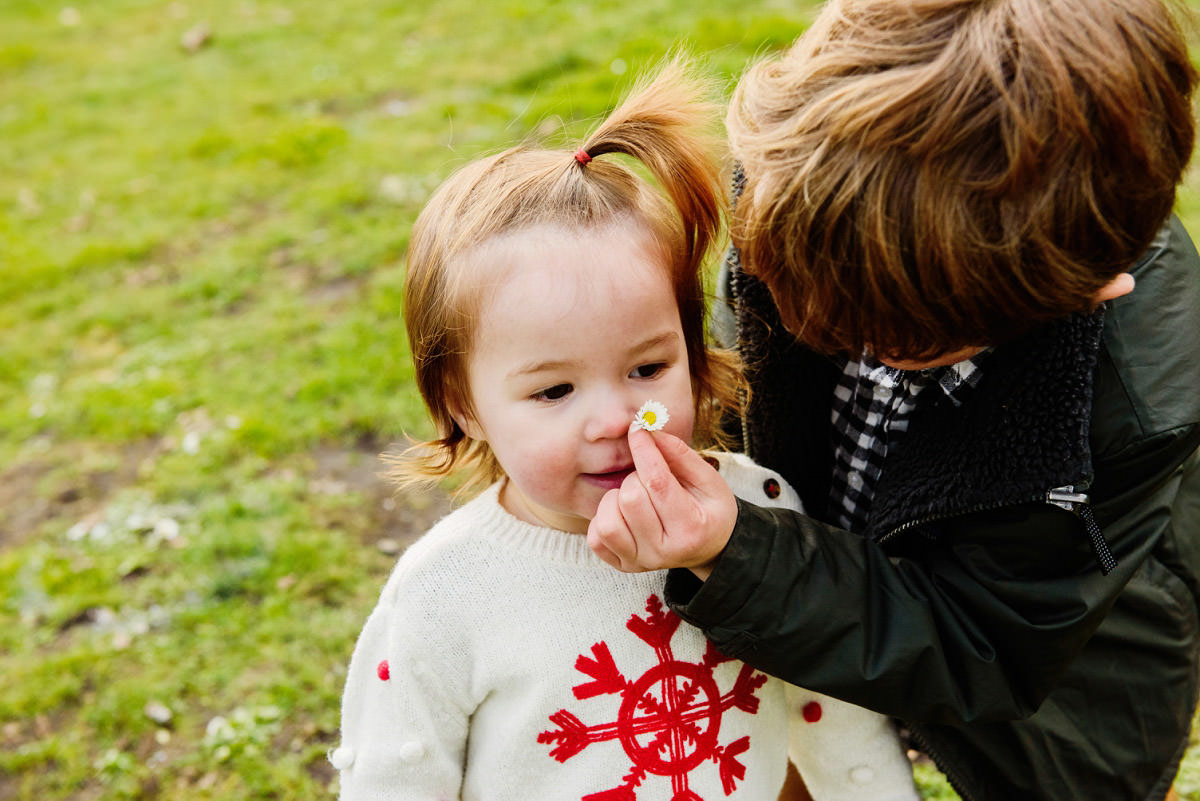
left=587, top=2, right=1200, bottom=799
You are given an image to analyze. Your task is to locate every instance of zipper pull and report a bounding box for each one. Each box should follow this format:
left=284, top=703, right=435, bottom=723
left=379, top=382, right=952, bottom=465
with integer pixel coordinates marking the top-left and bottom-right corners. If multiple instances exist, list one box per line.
left=1047, top=485, right=1117, bottom=575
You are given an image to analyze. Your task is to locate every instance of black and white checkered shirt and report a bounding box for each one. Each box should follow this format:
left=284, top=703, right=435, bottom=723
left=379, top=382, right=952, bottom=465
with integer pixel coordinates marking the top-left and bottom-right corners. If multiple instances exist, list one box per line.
left=829, top=351, right=987, bottom=533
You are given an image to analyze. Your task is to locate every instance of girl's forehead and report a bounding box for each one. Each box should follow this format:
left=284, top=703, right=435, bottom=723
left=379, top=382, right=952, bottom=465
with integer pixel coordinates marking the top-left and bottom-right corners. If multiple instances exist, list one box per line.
left=471, top=222, right=670, bottom=289
left=483, top=220, right=661, bottom=262
left=468, top=224, right=677, bottom=332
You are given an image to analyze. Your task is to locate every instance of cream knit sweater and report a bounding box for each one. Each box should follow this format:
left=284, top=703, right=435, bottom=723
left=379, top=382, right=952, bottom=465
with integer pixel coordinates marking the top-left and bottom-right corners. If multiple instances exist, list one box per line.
left=334, top=453, right=917, bottom=801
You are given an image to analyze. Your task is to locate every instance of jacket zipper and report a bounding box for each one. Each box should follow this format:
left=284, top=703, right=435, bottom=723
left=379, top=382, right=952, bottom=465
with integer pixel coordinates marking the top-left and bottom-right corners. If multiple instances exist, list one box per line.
left=877, top=485, right=1116, bottom=575
left=1045, top=484, right=1117, bottom=575
left=876, top=499, right=1010, bottom=545
left=905, top=725, right=977, bottom=801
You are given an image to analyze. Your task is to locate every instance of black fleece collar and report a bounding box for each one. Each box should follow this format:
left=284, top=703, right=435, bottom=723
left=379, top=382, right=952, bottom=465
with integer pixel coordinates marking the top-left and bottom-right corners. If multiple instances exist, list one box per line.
left=732, top=266, right=1106, bottom=539
left=866, top=310, right=1104, bottom=539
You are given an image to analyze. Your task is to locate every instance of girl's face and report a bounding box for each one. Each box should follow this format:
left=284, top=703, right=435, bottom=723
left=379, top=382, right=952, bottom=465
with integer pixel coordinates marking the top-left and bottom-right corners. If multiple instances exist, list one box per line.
left=456, top=223, right=696, bottom=534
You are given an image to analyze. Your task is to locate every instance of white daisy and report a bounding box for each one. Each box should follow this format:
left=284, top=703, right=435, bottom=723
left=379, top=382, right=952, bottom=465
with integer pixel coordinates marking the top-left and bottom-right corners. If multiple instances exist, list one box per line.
left=632, top=400, right=669, bottom=432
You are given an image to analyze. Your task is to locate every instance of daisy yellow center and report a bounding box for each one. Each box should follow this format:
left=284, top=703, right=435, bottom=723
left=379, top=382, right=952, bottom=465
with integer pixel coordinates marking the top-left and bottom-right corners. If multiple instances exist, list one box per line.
left=641, top=410, right=657, bottom=426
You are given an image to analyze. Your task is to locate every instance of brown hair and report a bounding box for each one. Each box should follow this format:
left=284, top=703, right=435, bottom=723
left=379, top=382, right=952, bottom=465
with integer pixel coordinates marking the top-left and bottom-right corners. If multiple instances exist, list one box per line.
left=728, top=0, right=1197, bottom=360
left=392, top=58, right=740, bottom=493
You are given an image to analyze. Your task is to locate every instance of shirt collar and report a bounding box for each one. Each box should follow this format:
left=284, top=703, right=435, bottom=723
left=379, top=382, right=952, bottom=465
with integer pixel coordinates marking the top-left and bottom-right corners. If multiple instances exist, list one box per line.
left=858, top=348, right=990, bottom=402
left=924, top=350, right=989, bottom=399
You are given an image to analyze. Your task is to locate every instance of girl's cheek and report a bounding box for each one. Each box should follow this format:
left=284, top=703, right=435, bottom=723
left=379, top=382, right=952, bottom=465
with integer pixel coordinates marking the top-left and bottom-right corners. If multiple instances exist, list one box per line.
left=669, top=406, right=697, bottom=444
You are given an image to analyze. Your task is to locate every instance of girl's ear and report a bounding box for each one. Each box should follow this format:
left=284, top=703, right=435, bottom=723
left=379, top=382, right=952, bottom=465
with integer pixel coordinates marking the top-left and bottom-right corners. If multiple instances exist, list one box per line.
left=450, top=405, right=485, bottom=443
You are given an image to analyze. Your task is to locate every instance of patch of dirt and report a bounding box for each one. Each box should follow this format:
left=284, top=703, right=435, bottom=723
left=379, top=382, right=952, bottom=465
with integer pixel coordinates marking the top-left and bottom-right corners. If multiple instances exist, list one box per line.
left=1, top=708, right=74, bottom=759
left=268, top=244, right=368, bottom=308
left=308, top=437, right=452, bottom=554
left=0, top=433, right=450, bottom=560
left=0, top=459, right=57, bottom=546
left=0, top=439, right=162, bottom=549
left=305, top=752, right=336, bottom=787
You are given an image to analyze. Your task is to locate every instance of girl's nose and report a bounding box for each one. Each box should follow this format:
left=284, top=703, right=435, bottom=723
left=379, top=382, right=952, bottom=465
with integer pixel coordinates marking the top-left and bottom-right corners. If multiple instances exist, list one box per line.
left=584, top=395, right=635, bottom=441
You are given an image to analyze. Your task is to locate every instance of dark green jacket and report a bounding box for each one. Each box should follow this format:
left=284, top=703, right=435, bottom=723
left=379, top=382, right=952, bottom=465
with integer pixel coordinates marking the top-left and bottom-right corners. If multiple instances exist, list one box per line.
left=669, top=216, right=1200, bottom=800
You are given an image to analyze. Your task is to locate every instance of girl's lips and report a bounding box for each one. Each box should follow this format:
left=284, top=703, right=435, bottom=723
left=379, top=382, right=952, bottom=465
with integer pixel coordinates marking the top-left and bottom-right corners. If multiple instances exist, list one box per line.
left=582, top=467, right=635, bottom=491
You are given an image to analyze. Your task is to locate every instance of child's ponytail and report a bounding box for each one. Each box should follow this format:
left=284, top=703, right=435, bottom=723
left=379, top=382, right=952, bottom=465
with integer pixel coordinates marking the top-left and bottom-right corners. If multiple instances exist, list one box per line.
left=572, top=56, right=726, bottom=286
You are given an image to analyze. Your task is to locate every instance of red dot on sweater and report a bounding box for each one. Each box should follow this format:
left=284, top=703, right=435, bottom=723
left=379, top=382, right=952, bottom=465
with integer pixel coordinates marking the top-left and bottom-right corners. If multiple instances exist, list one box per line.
left=377, top=660, right=390, bottom=681
left=763, top=478, right=781, bottom=499
left=802, top=701, right=822, bottom=723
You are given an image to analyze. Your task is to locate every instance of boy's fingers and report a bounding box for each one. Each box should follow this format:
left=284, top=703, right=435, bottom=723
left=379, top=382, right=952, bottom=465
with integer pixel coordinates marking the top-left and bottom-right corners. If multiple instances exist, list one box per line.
left=588, top=489, right=640, bottom=572
left=588, top=536, right=621, bottom=571
left=627, top=425, right=692, bottom=514
left=646, top=431, right=739, bottom=567
left=627, top=425, right=671, bottom=486
left=617, top=471, right=664, bottom=548
left=628, top=424, right=700, bottom=532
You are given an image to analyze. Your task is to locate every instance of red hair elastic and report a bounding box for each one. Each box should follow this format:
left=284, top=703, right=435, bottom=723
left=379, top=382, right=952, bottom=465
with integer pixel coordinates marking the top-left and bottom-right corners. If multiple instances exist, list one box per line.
left=574, top=148, right=593, bottom=165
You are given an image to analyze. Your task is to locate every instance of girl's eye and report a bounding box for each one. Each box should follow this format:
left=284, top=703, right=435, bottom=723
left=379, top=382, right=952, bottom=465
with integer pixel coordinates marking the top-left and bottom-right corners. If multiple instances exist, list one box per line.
left=533, top=384, right=572, bottom=402
left=630, top=363, right=666, bottom=379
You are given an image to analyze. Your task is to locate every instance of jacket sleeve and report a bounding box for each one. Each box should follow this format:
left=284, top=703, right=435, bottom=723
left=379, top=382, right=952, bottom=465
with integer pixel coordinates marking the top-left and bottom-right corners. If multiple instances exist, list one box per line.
left=664, top=433, right=1198, bottom=725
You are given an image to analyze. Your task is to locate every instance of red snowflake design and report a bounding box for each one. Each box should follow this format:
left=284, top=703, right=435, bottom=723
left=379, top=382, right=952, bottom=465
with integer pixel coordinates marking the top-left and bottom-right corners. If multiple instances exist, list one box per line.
left=538, top=595, right=768, bottom=800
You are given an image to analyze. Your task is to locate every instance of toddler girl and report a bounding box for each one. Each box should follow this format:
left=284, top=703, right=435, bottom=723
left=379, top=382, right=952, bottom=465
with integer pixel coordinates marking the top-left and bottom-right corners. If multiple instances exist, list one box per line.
left=332, top=59, right=917, bottom=801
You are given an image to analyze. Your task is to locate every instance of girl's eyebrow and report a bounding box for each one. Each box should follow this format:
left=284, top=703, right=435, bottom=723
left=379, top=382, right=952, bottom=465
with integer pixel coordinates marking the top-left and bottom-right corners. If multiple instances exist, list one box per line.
left=506, top=332, right=681, bottom=380
left=630, top=331, right=680, bottom=356
left=507, top=359, right=573, bottom=380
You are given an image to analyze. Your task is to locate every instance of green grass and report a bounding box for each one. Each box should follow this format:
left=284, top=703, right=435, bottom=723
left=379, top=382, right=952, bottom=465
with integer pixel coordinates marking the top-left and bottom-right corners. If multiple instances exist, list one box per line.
left=2, top=1, right=1200, bottom=799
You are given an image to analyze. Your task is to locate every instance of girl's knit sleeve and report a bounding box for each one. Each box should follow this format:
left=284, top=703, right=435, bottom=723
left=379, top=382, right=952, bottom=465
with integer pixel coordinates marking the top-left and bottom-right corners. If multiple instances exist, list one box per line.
left=333, top=563, right=472, bottom=801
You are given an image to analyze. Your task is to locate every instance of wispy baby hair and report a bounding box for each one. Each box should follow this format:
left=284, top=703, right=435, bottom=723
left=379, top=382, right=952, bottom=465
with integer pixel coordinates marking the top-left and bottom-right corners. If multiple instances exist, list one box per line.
left=728, top=0, right=1196, bottom=360
left=392, top=57, right=738, bottom=493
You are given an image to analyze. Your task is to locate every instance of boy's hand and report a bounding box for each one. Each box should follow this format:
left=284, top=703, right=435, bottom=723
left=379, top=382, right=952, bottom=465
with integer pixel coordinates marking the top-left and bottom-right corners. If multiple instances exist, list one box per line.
left=587, top=425, right=737, bottom=580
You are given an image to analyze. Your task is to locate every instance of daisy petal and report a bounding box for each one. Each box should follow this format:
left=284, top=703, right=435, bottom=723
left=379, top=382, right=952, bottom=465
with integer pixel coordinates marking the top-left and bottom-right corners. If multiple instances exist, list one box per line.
left=633, top=400, right=670, bottom=432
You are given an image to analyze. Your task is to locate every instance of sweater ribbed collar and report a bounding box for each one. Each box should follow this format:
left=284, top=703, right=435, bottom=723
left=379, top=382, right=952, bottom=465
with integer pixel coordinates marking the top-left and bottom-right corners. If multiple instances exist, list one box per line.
left=463, top=483, right=615, bottom=567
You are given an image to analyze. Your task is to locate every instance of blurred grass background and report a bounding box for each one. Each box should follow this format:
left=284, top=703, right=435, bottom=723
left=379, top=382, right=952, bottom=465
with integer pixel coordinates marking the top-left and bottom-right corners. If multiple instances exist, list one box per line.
left=2, top=1, right=1200, bottom=799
